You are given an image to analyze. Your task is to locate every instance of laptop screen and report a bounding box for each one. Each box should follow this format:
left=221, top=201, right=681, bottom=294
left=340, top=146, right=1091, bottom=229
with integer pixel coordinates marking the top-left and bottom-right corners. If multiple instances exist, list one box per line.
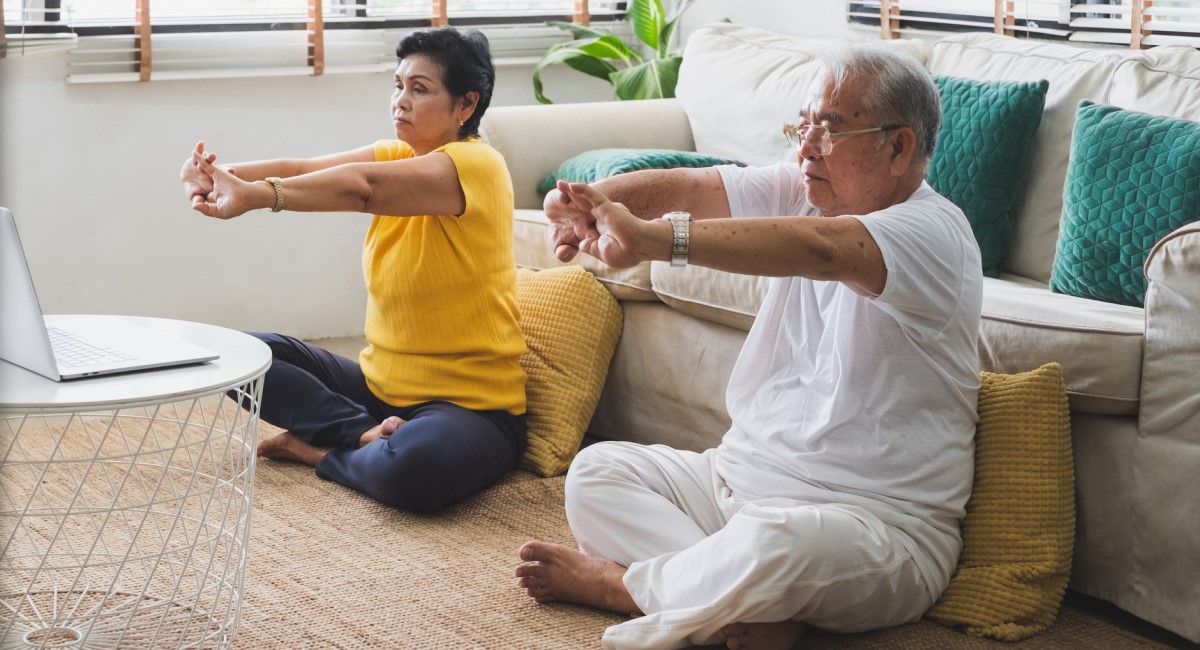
left=0, top=207, right=62, bottom=379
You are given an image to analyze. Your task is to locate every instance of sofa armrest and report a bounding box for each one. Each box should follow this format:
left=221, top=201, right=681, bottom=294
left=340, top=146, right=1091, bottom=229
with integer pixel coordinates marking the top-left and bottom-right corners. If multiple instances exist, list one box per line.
left=1141, top=220, right=1200, bottom=430
left=1131, top=221, right=1200, bottom=637
left=480, top=98, right=694, bottom=210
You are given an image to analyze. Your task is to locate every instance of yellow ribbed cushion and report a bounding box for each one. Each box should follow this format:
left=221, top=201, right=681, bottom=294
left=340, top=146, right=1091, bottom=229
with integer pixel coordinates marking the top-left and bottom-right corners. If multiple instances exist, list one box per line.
left=516, top=266, right=623, bottom=477
left=928, top=363, right=1075, bottom=641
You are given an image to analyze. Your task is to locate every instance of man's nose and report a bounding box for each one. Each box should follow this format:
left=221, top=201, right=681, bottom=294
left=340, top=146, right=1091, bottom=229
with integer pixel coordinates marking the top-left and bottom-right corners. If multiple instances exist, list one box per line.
left=798, top=136, right=823, bottom=161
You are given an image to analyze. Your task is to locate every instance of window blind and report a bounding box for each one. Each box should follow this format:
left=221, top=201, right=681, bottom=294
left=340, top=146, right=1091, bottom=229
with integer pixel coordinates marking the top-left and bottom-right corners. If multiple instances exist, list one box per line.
left=1070, top=0, right=1200, bottom=48
left=849, top=0, right=1068, bottom=38
left=1, top=0, right=627, bottom=81
left=1143, top=1, right=1200, bottom=46
left=1, top=2, right=80, bottom=55
left=848, top=0, right=1199, bottom=46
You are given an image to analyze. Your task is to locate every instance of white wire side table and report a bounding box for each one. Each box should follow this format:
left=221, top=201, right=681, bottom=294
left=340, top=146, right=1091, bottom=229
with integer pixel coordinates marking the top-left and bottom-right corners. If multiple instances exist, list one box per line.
left=0, top=317, right=271, bottom=650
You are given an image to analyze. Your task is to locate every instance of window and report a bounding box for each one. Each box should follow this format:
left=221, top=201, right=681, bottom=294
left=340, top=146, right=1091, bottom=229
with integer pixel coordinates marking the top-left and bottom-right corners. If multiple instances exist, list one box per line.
left=847, top=0, right=1200, bottom=49
left=2, top=1, right=630, bottom=82
left=850, top=0, right=1066, bottom=39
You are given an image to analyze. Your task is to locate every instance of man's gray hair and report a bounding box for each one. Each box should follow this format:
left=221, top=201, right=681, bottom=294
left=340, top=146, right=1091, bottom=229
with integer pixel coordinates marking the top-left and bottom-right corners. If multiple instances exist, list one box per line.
left=821, top=46, right=942, bottom=161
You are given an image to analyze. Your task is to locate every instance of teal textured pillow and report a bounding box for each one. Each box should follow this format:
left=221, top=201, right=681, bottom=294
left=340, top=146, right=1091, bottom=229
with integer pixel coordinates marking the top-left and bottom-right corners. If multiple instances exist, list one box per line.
left=1050, top=101, right=1200, bottom=307
left=537, top=149, right=745, bottom=195
left=927, top=76, right=1049, bottom=277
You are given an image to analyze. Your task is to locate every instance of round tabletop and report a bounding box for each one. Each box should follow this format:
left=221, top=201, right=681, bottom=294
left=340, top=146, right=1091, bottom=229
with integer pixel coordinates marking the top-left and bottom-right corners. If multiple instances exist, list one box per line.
left=0, top=316, right=272, bottom=411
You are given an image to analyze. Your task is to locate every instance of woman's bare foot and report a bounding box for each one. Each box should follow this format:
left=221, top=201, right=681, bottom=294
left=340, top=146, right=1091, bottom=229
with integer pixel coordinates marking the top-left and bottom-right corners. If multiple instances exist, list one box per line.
left=515, top=540, right=641, bottom=615
left=256, top=431, right=332, bottom=468
left=721, top=621, right=806, bottom=650
left=359, top=416, right=404, bottom=447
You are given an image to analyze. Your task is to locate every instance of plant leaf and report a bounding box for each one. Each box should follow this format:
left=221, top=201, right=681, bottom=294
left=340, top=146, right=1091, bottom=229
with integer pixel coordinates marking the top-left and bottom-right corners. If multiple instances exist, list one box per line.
left=658, top=21, right=676, bottom=58
left=574, top=34, right=639, bottom=63
left=533, top=46, right=618, bottom=104
left=610, top=56, right=682, bottom=101
left=545, top=19, right=608, bottom=41
left=628, top=0, right=666, bottom=51
left=562, top=52, right=619, bottom=79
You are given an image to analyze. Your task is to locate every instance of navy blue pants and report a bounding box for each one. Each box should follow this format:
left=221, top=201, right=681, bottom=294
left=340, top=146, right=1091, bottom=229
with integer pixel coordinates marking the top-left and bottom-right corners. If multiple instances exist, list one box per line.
left=245, top=333, right=526, bottom=512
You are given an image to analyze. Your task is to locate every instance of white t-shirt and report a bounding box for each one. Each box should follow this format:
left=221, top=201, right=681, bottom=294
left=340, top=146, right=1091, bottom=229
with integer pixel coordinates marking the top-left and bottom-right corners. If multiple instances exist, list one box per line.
left=714, top=162, right=983, bottom=596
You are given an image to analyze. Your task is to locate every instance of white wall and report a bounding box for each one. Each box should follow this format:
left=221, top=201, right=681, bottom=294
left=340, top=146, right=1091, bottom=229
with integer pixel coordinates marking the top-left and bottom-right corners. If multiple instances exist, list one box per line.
left=0, top=51, right=614, bottom=338
left=0, top=3, right=854, bottom=339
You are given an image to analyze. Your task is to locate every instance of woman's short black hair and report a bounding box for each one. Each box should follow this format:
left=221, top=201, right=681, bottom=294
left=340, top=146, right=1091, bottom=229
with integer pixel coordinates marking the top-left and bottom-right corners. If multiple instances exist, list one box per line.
left=396, top=27, right=495, bottom=139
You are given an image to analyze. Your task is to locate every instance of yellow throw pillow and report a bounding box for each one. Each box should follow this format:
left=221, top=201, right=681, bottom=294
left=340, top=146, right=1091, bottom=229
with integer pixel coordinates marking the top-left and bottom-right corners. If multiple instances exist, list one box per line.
left=928, top=362, right=1075, bottom=641
left=516, top=266, right=623, bottom=477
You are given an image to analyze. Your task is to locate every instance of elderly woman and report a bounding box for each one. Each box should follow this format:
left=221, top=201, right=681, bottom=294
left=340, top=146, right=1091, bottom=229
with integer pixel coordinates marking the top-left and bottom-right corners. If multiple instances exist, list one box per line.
left=180, top=27, right=526, bottom=512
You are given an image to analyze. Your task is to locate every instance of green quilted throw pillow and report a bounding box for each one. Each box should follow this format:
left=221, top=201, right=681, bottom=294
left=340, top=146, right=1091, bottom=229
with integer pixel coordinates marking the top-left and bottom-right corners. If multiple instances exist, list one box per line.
left=1051, top=102, right=1200, bottom=307
left=537, top=149, right=745, bottom=195
left=927, top=76, right=1049, bottom=277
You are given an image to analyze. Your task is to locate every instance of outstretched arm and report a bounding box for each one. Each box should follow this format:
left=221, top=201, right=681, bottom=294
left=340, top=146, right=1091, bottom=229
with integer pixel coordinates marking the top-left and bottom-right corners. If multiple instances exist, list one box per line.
left=179, top=139, right=377, bottom=211
left=562, top=182, right=887, bottom=296
left=189, top=149, right=465, bottom=220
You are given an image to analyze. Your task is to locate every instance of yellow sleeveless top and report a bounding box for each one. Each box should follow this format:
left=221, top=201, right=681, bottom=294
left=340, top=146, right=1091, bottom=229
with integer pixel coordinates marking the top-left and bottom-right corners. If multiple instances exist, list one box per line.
left=359, top=138, right=526, bottom=415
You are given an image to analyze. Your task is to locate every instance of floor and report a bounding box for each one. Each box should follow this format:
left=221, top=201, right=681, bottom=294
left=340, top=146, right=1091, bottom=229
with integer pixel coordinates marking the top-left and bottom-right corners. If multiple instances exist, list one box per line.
left=1063, top=593, right=1197, bottom=649
left=303, top=335, right=1198, bottom=649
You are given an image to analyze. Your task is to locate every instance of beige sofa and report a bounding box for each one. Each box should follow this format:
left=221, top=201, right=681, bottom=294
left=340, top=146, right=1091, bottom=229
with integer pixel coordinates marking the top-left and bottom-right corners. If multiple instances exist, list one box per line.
left=480, top=23, right=1200, bottom=642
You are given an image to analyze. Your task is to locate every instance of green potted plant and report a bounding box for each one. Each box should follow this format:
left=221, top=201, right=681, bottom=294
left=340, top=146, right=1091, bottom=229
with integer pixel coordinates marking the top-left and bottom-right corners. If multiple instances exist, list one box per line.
left=533, top=0, right=697, bottom=104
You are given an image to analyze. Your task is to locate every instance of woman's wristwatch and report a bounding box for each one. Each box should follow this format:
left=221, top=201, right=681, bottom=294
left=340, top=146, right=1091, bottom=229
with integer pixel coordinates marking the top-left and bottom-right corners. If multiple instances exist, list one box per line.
left=661, top=211, right=693, bottom=267
left=264, top=177, right=285, bottom=212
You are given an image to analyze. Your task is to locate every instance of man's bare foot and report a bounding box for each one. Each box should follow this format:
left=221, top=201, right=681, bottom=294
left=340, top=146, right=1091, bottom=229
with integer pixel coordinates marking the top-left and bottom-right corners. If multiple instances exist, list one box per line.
left=721, top=621, right=806, bottom=650
left=256, top=431, right=332, bottom=468
left=359, top=416, right=404, bottom=448
left=515, top=540, right=641, bottom=615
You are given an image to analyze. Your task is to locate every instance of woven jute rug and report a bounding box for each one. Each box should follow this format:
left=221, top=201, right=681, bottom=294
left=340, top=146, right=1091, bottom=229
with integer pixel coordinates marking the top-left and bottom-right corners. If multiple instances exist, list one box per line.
left=237, top=440, right=1174, bottom=650
left=1, top=412, right=1175, bottom=650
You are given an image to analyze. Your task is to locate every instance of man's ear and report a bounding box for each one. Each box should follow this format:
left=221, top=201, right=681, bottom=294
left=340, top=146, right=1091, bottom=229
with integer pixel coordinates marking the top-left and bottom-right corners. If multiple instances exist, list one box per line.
left=889, top=127, right=919, bottom=177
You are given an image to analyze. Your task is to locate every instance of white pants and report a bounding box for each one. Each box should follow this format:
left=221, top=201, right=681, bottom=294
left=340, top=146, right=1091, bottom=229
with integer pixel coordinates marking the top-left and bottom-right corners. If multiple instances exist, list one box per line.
left=565, top=442, right=935, bottom=650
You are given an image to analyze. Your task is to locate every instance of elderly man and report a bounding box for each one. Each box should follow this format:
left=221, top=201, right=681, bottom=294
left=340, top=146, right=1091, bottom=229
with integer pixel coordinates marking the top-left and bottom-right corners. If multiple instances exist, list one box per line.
left=515, top=45, right=982, bottom=650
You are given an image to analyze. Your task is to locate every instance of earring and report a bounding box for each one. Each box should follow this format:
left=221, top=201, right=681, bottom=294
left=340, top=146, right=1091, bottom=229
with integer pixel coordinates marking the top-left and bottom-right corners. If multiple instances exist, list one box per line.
left=459, top=120, right=465, bottom=126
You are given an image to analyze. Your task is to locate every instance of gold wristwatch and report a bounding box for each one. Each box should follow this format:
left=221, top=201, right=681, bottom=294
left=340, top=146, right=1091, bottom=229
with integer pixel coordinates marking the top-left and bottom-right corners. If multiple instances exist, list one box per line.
left=264, top=177, right=284, bottom=212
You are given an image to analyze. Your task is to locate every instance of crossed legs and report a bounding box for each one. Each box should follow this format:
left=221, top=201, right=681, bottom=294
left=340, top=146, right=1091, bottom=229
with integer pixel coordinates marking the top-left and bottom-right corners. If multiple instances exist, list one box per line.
left=242, top=333, right=526, bottom=512
left=517, top=441, right=930, bottom=650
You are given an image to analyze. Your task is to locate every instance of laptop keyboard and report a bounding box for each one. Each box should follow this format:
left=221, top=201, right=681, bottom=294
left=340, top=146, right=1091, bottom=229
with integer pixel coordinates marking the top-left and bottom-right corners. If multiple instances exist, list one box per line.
left=47, top=327, right=137, bottom=368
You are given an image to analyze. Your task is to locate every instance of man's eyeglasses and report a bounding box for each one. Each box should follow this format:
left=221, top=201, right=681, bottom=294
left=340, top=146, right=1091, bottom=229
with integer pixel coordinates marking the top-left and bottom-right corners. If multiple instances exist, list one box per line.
left=782, top=123, right=904, bottom=155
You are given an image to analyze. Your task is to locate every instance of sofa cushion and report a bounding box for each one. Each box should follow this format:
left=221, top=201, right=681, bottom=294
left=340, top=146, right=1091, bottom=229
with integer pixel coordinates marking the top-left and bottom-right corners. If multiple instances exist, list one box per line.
left=926, top=34, right=1141, bottom=283
left=589, top=301, right=741, bottom=452
left=927, top=76, right=1048, bottom=277
left=513, top=209, right=655, bottom=301
left=480, top=98, right=695, bottom=210
left=1050, top=102, right=1200, bottom=307
left=537, top=149, right=745, bottom=195
left=1108, top=45, right=1200, bottom=123
left=516, top=266, right=622, bottom=477
left=928, top=363, right=1074, bottom=642
left=650, top=262, right=770, bottom=332
left=980, top=276, right=1142, bottom=415
left=648, top=265, right=1143, bottom=415
left=676, top=23, right=930, bottom=167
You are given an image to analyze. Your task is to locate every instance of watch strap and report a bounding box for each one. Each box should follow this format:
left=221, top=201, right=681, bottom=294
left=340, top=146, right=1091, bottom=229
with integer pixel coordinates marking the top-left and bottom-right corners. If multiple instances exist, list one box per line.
left=662, top=211, right=692, bottom=267
left=264, top=177, right=284, bottom=213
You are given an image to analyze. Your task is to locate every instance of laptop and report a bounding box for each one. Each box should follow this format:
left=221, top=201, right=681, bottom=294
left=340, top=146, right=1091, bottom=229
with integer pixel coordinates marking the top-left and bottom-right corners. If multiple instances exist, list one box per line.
left=0, top=207, right=219, bottom=381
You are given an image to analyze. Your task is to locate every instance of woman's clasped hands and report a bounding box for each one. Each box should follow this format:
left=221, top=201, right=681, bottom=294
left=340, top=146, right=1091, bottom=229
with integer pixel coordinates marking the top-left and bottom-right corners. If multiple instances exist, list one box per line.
left=179, top=140, right=257, bottom=220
